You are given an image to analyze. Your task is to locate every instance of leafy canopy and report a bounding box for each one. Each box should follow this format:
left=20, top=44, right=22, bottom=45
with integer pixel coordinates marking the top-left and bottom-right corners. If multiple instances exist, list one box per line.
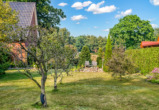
left=110, top=15, right=154, bottom=49
left=0, top=0, right=18, bottom=40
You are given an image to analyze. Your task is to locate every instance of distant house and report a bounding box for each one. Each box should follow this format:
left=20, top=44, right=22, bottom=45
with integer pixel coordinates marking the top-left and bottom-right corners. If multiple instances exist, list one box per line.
left=140, top=37, right=159, bottom=48
left=8, top=2, right=38, bottom=63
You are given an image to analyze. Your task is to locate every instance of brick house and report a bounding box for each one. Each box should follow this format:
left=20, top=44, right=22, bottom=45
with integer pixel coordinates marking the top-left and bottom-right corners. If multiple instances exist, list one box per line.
left=8, top=2, right=38, bottom=63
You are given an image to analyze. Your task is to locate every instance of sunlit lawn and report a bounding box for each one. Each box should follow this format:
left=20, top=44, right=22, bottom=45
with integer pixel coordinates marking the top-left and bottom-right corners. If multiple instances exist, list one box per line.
left=0, top=70, right=159, bottom=110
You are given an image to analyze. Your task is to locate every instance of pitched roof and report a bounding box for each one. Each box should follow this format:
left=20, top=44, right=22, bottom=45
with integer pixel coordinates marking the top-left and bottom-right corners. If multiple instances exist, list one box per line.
left=140, top=41, right=159, bottom=48
left=9, top=2, right=36, bottom=28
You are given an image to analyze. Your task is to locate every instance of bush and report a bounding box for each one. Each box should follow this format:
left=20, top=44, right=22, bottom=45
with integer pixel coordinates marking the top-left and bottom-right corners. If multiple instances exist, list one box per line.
left=107, top=47, right=136, bottom=80
left=126, top=47, right=159, bottom=74
left=97, top=57, right=102, bottom=68
left=0, top=47, right=11, bottom=74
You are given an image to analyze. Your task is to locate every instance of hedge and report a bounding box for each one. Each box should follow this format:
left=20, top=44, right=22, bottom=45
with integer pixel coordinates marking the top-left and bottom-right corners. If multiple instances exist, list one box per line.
left=126, top=47, right=159, bottom=74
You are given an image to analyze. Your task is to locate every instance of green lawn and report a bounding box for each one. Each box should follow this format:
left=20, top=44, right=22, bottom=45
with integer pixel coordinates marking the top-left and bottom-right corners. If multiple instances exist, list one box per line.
left=0, top=70, right=159, bottom=110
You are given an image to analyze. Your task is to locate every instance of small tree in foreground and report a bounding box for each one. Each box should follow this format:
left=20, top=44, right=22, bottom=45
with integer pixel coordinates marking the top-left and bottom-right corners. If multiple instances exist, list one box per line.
left=5, top=27, right=59, bottom=107
left=107, top=46, right=136, bottom=80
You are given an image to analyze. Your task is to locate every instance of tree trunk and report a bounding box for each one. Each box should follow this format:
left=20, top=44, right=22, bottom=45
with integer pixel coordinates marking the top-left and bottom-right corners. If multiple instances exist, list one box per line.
left=66, top=71, right=69, bottom=76
left=41, top=75, right=47, bottom=107
left=54, top=68, right=57, bottom=90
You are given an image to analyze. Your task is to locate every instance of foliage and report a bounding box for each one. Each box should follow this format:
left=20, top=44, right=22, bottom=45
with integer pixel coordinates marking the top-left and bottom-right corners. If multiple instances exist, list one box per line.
left=4, top=0, right=66, bottom=28
left=126, top=47, right=159, bottom=74
left=110, top=15, right=155, bottom=49
left=103, top=34, right=112, bottom=72
left=97, top=57, right=102, bottom=68
left=59, top=28, right=75, bottom=45
left=147, top=68, right=159, bottom=84
left=154, top=28, right=159, bottom=40
left=0, top=0, right=18, bottom=40
left=5, top=27, right=63, bottom=107
left=0, top=43, right=10, bottom=74
left=107, top=46, right=136, bottom=80
left=78, top=46, right=91, bottom=66
left=48, top=32, right=77, bottom=90
left=97, top=47, right=103, bottom=68
left=75, top=35, right=107, bottom=52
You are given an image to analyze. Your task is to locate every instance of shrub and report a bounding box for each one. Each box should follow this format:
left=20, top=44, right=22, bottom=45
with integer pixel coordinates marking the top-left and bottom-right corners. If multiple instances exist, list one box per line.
left=78, top=46, right=91, bottom=66
left=107, top=46, right=136, bottom=80
left=146, top=68, right=159, bottom=84
left=0, top=46, right=10, bottom=74
left=126, top=47, right=159, bottom=74
left=97, top=57, right=102, bottom=68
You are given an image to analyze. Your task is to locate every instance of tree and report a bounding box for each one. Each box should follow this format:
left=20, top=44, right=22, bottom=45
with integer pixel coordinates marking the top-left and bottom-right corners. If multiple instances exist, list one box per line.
left=4, top=0, right=66, bottom=28
left=97, top=47, right=103, bottom=68
left=107, top=46, right=136, bottom=80
left=97, top=36, right=107, bottom=50
left=0, top=43, right=11, bottom=74
left=79, top=46, right=91, bottom=66
left=75, top=35, right=87, bottom=52
left=48, top=33, right=76, bottom=90
left=59, top=28, right=75, bottom=45
left=103, top=34, right=112, bottom=72
left=0, top=0, right=18, bottom=40
left=5, top=27, right=60, bottom=107
left=110, top=15, right=155, bottom=49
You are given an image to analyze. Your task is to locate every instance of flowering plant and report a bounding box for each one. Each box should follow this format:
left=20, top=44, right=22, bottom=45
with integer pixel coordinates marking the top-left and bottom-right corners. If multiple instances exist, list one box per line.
left=152, top=68, right=159, bottom=74
left=147, top=68, right=159, bottom=81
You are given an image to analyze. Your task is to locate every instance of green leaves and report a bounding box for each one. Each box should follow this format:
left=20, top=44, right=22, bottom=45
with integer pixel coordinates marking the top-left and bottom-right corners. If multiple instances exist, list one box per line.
left=79, top=46, right=91, bottom=66
left=110, top=15, right=154, bottom=49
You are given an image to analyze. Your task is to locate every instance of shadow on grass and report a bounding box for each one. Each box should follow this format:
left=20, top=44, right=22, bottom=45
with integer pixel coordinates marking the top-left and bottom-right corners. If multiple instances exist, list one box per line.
left=52, top=77, right=156, bottom=95
left=0, top=70, right=41, bottom=82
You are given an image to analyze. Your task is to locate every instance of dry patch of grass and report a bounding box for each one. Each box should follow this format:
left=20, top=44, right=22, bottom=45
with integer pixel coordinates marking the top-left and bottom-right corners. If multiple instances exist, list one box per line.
left=0, top=70, right=159, bottom=110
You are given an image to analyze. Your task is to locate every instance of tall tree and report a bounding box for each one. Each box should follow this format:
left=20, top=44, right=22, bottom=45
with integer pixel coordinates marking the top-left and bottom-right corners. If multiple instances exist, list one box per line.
left=79, top=46, right=91, bottom=66
left=110, top=15, right=154, bottom=49
left=103, top=34, right=112, bottom=72
left=4, top=0, right=66, bottom=28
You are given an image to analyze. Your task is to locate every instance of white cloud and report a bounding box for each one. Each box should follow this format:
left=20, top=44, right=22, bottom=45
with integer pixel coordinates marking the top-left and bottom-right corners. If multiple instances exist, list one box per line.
left=151, top=24, right=158, bottom=28
left=76, top=22, right=80, bottom=24
left=58, top=2, right=68, bottom=7
left=72, top=1, right=92, bottom=10
left=150, top=0, right=159, bottom=6
left=86, top=1, right=116, bottom=14
left=115, top=9, right=132, bottom=18
left=71, top=15, right=87, bottom=21
left=103, top=29, right=109, bottom=32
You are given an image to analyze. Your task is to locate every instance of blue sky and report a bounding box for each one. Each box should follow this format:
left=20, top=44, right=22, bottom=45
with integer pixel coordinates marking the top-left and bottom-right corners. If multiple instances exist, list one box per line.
left=51, top=0, right=159, bottom=37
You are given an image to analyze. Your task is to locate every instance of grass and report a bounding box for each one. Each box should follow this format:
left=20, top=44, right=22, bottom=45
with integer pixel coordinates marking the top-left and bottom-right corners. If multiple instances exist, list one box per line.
left=1, top=70, right=159, bottom=110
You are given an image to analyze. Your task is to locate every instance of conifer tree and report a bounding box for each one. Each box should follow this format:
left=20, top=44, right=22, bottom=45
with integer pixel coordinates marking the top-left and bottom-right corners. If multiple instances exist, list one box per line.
left=79, top=46, right=91, bottom=66
left=103, top=34, right=112, bottom=72
left=97, top=47, right=103, bottom=68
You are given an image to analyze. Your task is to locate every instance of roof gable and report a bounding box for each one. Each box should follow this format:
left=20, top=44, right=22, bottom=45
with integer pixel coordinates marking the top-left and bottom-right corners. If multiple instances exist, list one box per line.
left=9, top=2, right=36, bottom=28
